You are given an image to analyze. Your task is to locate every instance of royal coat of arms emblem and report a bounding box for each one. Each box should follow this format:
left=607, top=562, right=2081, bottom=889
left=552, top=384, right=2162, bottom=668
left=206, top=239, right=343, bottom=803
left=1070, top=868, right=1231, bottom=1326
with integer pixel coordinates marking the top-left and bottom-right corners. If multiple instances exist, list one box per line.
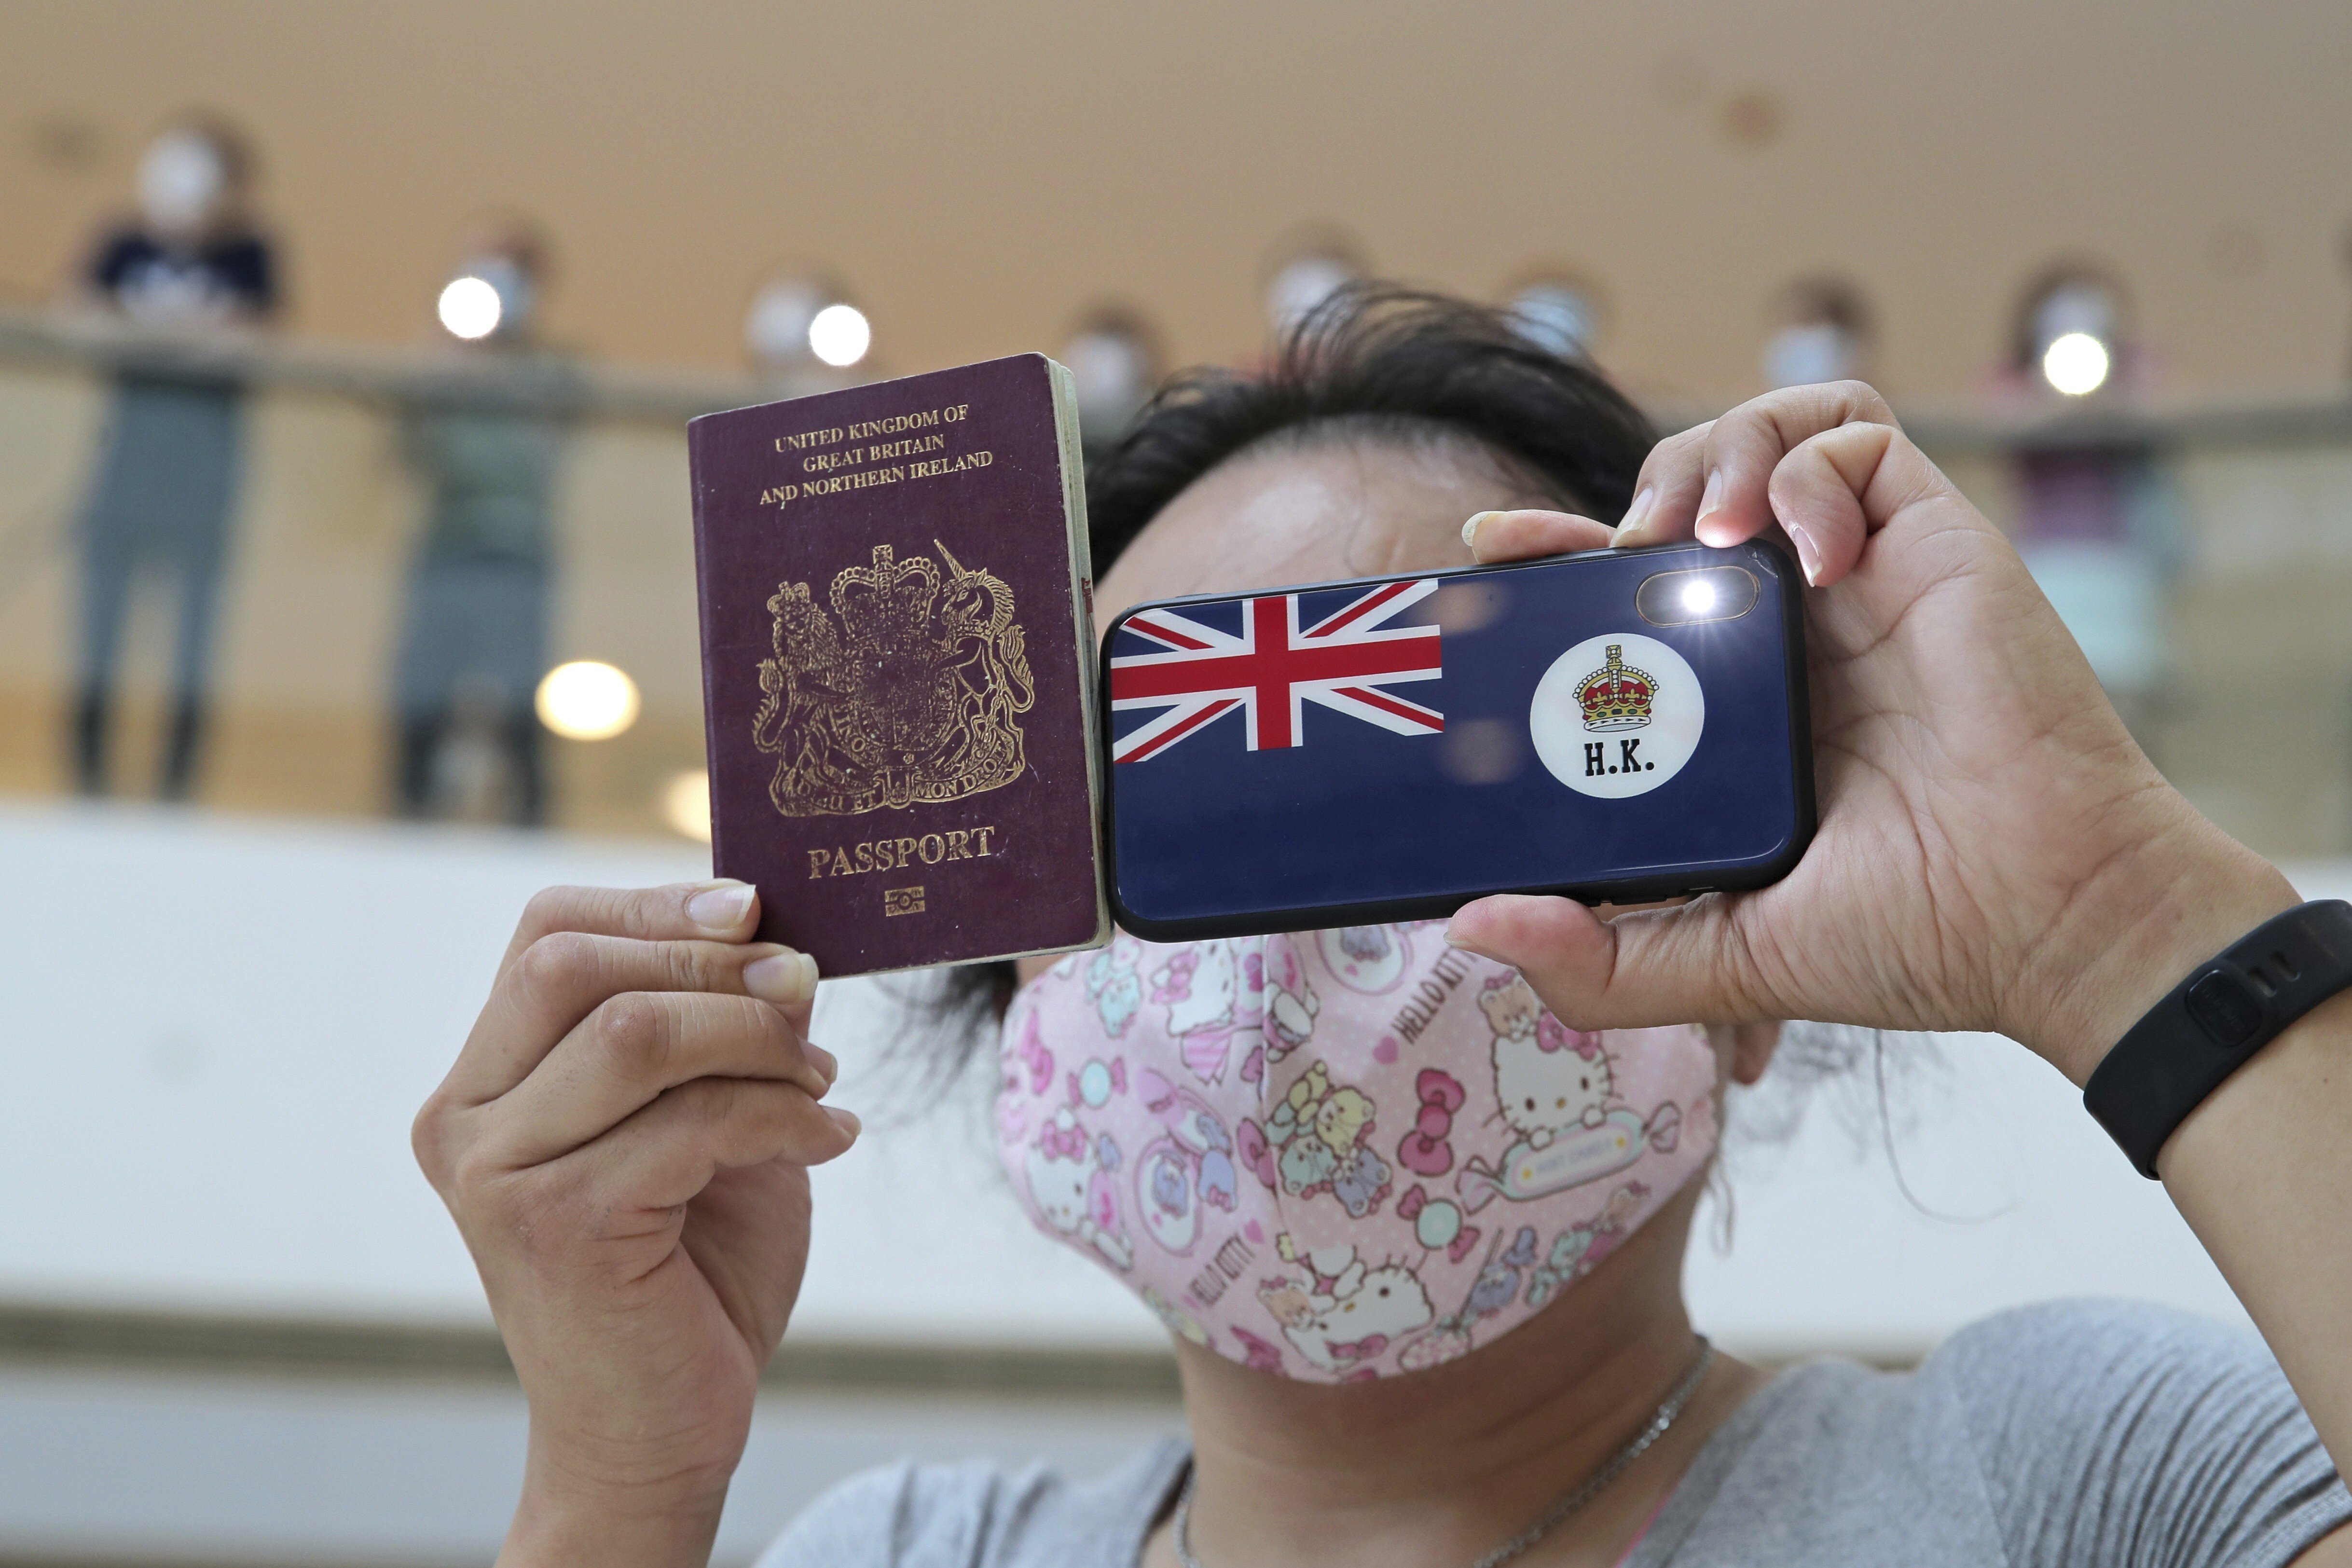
left=752, top=541, right=1035, bottom=816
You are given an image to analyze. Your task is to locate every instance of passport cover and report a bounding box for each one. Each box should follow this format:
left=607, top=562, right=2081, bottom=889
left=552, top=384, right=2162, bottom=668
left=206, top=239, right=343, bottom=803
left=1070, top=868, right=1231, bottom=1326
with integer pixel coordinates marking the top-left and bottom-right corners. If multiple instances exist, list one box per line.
left=689, top=354, right=1108, bottom=976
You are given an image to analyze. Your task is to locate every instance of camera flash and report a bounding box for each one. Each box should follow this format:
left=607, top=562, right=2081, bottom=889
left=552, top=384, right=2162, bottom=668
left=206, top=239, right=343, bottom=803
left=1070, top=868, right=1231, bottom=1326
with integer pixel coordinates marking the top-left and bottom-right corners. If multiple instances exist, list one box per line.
left=1636, top=564, right=1760, bottom=627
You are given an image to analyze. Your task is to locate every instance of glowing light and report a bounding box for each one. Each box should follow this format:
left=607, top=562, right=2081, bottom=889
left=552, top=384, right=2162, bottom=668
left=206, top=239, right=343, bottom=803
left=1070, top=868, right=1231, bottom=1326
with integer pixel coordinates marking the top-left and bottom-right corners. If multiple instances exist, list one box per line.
left=808, top=303, right=871, bottom=367
left=438, top=276, right=502, bottom=340
left=661, top=770, right=712, bottom=842
left=1680, top=578, right=1719, bottom=615
left=535, top=660, right=640, bottom=741
left=2041, top=331, right=2110, bottom=397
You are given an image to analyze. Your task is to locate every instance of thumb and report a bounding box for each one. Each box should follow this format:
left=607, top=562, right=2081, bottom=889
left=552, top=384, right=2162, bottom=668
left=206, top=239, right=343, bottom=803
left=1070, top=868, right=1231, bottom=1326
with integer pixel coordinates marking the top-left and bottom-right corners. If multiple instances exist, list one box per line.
left=1444, top=893, right=1778, bottom=1029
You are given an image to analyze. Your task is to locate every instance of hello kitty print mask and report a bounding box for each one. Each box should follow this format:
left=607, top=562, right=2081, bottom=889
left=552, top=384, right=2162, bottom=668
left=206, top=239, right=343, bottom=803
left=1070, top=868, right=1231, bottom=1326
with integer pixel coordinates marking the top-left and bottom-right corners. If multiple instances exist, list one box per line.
left=997, top=923, right=1718, bottom=1383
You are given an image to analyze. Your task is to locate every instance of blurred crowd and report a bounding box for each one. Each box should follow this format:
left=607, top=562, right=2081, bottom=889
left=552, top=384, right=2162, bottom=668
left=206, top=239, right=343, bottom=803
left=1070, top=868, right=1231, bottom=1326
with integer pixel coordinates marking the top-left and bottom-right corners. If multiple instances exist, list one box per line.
left=31, top=113, right=2296, bottom=831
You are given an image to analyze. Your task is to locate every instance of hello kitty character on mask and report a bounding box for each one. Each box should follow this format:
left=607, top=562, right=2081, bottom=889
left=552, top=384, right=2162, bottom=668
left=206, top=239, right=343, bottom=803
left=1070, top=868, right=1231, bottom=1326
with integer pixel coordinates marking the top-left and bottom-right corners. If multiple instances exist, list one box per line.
left=1455, top=980, right=1687, bottom=1218
left=1002, top=925, right=1717, bottom=1384
left=1150, top=941, right=1262, bottom=1085
left=1481, top=974, right=1615, bottom=1148
left=1022, top=1107, right=1133, bottom=1270
left=1256, top=1239, right=1434, bottom=1378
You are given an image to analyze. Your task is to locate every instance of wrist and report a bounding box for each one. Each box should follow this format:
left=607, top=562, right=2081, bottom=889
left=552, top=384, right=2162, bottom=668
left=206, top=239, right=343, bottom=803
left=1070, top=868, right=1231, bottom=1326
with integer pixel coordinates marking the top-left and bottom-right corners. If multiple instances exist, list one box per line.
left=501, top=1439, right=734, bottom=1568
left=2028, top=810, right=2298, bottom=1086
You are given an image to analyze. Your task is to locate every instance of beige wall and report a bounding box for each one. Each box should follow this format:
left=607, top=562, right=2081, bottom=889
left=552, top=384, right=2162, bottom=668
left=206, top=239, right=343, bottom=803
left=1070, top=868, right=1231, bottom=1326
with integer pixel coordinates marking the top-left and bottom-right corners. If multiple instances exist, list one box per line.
left=4, top=0, right=2350, bottom=398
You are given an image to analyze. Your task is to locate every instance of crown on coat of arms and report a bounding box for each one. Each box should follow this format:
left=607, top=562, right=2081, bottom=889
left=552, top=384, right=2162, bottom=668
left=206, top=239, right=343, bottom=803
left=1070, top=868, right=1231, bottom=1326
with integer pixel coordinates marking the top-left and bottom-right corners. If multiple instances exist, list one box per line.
left=1574, top=644, right=1655, bottom=732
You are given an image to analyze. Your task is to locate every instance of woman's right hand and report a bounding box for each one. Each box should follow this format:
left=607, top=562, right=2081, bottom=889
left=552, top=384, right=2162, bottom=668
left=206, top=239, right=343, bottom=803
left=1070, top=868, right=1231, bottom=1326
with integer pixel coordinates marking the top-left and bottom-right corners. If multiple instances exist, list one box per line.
left=413, top=880, right=857, bottom=1567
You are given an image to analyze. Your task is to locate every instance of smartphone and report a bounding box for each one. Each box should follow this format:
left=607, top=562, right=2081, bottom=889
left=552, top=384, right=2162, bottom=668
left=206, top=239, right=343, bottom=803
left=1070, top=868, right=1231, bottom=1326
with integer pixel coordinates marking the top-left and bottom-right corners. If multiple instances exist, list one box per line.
left=1098, top=538, right=1813, bottom=940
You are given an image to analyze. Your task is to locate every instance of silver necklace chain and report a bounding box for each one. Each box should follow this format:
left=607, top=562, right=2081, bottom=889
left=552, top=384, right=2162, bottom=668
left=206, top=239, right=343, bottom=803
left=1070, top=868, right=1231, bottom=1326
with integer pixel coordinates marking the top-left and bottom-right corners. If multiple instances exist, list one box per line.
left=1172, top=1337, right=1714, bottom=1568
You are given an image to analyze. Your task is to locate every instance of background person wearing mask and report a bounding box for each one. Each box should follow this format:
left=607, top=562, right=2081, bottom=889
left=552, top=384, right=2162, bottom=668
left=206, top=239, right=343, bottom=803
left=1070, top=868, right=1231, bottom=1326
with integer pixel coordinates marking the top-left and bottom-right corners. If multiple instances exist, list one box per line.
left=1759, top=275, right=1873, bottom=392
left=69, top=113, right=279, bottom=800
left=389, top=224, right=577, bottom=827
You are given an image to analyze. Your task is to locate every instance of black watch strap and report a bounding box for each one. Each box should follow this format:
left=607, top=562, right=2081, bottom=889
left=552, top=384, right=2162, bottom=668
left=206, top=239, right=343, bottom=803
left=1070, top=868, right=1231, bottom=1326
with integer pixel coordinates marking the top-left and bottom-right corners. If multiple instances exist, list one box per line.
left=2084, top=899, right=2352, bottom=1179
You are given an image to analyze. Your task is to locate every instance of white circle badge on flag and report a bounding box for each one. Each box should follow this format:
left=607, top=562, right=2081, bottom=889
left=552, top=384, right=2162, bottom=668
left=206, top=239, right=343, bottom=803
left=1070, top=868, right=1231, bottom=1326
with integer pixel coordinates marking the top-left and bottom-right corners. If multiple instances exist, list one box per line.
left=1528, top=632, right=1705, bottom=799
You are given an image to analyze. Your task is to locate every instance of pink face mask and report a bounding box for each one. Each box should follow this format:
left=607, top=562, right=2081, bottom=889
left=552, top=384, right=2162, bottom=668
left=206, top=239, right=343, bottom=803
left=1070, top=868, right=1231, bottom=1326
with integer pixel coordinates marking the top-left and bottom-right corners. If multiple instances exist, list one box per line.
left=997, top=923, right=1718, bottom=1382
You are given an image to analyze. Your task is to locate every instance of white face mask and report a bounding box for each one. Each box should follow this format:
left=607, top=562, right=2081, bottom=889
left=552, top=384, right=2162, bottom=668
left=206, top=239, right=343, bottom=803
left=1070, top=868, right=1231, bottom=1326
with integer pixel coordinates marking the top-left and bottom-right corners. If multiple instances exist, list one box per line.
left=1265, top=254, right=1358, bottom=335
left=138, top=130, right=229, bottom=235
left=453, top=254, right=536, bottom=339
left=1761, top=322, right=1861, bottom=390
left=2031, top=283, right=2118, bottom=360
left=745, top=279, right=830, bottom=367
left=1062, top=328, right=1153, bottom=429
left=1509, top=285, right=1600, bottom=359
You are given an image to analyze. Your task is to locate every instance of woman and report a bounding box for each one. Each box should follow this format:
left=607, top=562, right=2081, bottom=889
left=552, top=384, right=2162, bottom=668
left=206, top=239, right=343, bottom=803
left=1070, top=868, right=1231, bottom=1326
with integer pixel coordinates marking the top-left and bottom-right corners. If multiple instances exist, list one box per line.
left=413, top=291, right=2352, bottom=1566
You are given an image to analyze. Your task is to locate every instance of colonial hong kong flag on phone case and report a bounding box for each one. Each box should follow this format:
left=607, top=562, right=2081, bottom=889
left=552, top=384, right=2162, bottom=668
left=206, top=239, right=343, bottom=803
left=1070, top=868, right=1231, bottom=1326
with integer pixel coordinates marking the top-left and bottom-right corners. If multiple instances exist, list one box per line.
left=1108, top=577, right=1444, bottom=760
left=1103, top=548, right=1807, bottom=935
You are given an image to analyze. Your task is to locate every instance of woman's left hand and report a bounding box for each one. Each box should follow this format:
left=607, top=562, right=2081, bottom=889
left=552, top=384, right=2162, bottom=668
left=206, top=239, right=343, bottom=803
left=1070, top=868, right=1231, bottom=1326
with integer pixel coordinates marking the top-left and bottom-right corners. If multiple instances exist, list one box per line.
left=1449, top=381, right=2352, bottom=1493
left=1449, top=382, right=2292, bottom=1086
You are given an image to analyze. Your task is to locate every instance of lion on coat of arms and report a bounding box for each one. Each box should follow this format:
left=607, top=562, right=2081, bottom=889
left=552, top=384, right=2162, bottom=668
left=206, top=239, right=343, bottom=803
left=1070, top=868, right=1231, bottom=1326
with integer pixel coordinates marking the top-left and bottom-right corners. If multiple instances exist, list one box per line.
left=752, top=541, right=1035, bottom=816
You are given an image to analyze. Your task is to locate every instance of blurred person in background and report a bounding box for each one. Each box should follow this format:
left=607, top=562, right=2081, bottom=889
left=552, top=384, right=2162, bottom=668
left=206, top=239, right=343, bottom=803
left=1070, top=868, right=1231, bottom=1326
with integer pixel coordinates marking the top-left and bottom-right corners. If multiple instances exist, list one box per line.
left=1759, top=275, right=1872, bottom=391
left=2000, top=265, right=2177, bottom=723
left=1060, top=303, right=1162, bottom=468
left=1505, top=272, right=1607, bottom=363
left=390, top=222, right=576, bottom=827
left=68, top=113, right=279, bottom=800
left=745, top=265, right=869, bottom=396
left=1261, top=231, right=1365, bottom=340
left=416, top=292, right=2352, bottom=1568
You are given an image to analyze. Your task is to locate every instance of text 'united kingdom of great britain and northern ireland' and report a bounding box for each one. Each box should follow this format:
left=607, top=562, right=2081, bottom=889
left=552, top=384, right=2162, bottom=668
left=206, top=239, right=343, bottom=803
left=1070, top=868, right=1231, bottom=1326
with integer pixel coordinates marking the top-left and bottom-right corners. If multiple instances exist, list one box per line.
left=758, top=401, right=992, bottom=509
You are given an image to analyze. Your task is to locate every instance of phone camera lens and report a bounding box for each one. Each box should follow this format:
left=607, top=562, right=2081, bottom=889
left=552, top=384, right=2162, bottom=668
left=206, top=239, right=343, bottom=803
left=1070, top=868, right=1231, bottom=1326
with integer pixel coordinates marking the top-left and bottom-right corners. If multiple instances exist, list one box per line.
left=1637, top=564, right=1759, bottom=626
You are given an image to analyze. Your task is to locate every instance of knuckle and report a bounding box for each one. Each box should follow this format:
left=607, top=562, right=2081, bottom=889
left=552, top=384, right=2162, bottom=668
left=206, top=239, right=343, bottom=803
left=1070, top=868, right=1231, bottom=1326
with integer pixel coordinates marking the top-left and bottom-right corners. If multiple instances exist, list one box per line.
left=516, top=930, right=600, bottom=999
left=663, top=939, right=725, bottom=995
left=446, top=1142, right=518, bottom=1212
left=591, top=990, right=669, bottom=1077
left=613, top=888, right=666, bottom=943
left=410, top=1096, right=458, bottom=1185
left=517, top=885, right=586, bottom=942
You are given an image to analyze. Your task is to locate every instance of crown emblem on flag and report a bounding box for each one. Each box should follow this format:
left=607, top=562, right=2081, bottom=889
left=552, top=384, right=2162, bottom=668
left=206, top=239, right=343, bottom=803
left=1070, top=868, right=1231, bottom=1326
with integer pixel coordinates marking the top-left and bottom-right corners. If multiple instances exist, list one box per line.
left=1574, top=644, right=1655, bottom=732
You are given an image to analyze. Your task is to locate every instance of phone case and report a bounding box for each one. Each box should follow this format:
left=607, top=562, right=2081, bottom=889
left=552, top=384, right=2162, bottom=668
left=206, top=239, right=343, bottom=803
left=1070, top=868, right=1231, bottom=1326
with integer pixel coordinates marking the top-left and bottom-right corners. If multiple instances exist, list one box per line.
left=1100, top=539, right=1814, bottom=940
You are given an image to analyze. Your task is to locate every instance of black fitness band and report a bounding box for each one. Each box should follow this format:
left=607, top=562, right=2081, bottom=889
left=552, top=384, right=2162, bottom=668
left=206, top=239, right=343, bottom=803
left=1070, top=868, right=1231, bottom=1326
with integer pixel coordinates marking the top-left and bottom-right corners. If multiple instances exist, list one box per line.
left=2084, top=899, right=2352, bottom=1179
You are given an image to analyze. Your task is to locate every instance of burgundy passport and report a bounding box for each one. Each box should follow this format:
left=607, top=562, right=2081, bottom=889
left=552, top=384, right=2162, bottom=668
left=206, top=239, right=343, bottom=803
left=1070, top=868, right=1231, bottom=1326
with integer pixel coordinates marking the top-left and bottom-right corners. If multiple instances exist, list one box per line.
left=688, top=354, right=1108, bottom=977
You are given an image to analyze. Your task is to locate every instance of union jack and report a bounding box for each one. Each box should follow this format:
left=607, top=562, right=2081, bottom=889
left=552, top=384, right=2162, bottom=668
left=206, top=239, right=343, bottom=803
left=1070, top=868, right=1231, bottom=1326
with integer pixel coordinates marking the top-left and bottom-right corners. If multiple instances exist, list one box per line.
left=1109, top=578, right=1444, bottom=762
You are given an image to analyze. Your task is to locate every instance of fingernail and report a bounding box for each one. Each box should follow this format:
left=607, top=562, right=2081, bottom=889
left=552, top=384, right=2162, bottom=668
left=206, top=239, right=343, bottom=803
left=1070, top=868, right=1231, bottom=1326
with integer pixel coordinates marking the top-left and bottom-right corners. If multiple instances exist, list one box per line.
left=805, top=1041, right=839, bottom=1084
left=687, top=881, right=755, bottom=931
left=1615, top=487, right=1654, bottom=537
left=1695, top=469, right=1724, bottom=525
left=825, top=1105, right=862, bottom=1140
left=1783, top=518, right=1823, bottom=584
left=1442, top=920, right=1491, bottom=957
left=744, top=949, right=819, bottom=1005
left=1461, top=511, right=1502, bottom=550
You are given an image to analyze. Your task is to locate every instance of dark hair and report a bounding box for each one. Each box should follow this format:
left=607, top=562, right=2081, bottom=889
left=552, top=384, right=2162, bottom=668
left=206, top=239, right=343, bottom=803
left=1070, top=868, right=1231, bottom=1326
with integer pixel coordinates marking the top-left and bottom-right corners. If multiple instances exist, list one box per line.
left=902, top=283, right=1655, bottom=1079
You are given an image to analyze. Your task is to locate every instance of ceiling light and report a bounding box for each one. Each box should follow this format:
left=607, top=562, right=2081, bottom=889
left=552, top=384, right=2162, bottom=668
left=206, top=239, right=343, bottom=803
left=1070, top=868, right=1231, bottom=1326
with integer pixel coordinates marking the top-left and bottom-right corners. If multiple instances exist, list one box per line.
left=660, top=770, right=712, bottom=842
left=437, top=276, right=502, bottom=341
left=808, top=303, right=871, bottom=367
left=535, top=660, right=640, bottom=741
left=2041, top=331, right=2111, bottom=397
